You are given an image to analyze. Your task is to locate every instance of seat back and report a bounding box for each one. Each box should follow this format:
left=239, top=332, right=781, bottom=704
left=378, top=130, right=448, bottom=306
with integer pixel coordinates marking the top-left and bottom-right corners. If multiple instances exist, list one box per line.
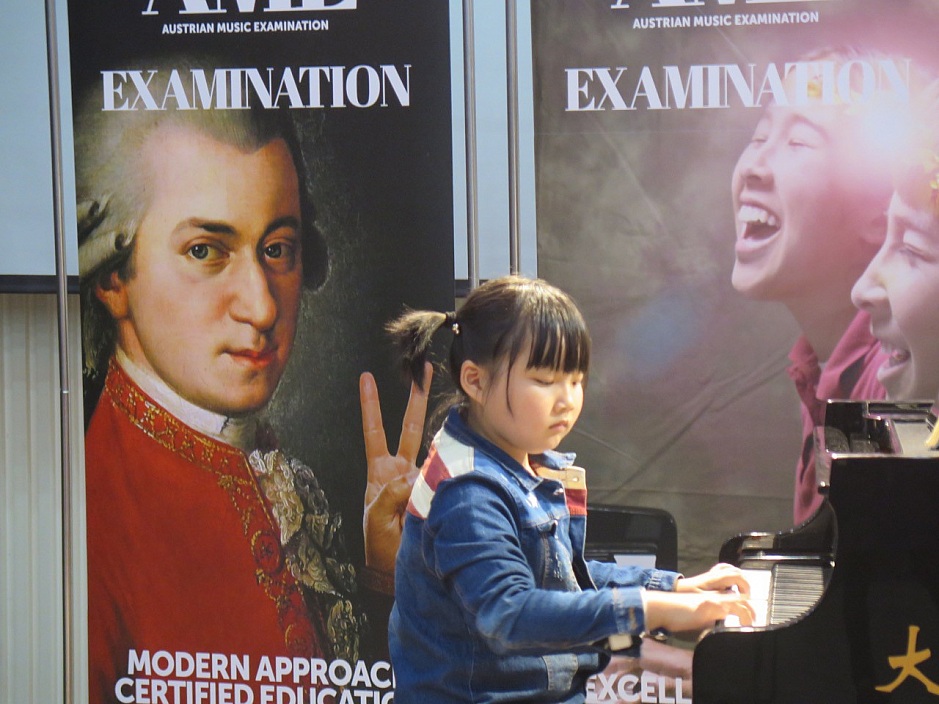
left=584, top=504, right=678, bottom=572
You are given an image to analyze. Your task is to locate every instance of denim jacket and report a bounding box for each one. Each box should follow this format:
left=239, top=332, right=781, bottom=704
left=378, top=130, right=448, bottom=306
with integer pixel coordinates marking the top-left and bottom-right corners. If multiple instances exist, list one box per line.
left=389, top=408, right=680, bottom=703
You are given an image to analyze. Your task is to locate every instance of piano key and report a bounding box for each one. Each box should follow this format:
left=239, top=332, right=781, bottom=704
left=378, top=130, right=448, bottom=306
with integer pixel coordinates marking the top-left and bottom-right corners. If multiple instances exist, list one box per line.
left=769, top=563, right=825, bottom=624
left=722, top=564, right=825, bottom=628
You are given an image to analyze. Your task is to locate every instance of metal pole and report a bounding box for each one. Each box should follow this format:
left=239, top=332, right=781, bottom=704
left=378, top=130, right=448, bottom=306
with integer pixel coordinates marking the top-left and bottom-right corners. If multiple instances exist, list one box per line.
left=505, top=0, right=521, bottom=274
left=43, top=0, right=74, bottom=702
left=462, top=0, right=480, bottom=290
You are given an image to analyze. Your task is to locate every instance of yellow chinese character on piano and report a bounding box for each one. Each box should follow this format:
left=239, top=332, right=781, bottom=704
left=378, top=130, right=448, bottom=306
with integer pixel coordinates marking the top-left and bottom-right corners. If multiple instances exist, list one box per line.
left=876, top=625, right=939, bottom=695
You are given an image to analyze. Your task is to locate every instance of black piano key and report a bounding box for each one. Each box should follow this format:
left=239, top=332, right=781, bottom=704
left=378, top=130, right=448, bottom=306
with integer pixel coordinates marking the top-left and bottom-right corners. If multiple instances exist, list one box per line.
left=767, top=563, right=826, bottom=625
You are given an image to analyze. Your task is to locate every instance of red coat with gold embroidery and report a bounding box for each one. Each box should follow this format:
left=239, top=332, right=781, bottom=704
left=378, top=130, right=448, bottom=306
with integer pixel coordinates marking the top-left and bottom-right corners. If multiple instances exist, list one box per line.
left=85, top=362, right=332, bottom=702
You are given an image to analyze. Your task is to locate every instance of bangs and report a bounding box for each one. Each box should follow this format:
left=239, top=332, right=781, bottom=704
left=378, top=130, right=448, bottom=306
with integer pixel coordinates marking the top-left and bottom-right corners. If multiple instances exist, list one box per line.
left=523, top=303, right=591, bottom=375
left=456, top=275, right=591, bottom=386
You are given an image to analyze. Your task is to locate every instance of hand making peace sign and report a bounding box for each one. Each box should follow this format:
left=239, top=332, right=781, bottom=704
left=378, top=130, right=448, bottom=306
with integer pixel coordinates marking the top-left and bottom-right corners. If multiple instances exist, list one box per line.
left=359, top=363, right=432, bottom=574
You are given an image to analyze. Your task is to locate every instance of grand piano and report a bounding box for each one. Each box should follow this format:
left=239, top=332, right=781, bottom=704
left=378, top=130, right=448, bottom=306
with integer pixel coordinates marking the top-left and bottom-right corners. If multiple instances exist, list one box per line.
left=693, top=400, right=939, bottom=703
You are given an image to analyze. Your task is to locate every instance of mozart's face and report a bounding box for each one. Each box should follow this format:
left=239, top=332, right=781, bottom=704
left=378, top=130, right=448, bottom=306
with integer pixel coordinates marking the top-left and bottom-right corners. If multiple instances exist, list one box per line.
left=99, top=125, right=303, bottom=415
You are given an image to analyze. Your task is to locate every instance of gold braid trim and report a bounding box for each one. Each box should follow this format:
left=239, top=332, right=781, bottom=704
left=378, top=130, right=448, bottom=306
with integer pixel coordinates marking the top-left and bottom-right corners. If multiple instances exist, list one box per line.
left=102, top=361, right=328, bottom=657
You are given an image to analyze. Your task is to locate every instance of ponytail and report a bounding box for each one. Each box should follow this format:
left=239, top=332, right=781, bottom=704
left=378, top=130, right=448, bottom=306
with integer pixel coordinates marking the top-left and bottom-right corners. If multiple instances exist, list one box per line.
left=385, top=275, right=589, bottom=408
left=385, top=309, right=458, bottom=391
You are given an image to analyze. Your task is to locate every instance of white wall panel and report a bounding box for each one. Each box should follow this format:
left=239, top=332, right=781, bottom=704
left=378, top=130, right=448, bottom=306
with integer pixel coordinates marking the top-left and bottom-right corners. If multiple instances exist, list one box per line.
left=0, top=293, right=86, bottom=704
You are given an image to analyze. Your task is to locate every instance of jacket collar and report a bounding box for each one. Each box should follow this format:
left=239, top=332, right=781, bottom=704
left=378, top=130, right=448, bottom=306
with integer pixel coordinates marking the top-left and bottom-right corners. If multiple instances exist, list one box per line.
left=442, top=407, right=577, bottom=491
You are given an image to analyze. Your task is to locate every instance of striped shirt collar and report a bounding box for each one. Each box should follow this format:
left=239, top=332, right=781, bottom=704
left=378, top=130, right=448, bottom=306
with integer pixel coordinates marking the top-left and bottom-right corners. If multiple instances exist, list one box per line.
left=408, top=407, right=584, bottom=520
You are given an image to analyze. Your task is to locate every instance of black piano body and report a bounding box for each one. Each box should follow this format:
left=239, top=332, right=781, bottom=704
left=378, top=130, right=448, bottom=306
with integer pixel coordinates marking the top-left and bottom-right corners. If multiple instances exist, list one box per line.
left=693, top=400, right=939, bottom=703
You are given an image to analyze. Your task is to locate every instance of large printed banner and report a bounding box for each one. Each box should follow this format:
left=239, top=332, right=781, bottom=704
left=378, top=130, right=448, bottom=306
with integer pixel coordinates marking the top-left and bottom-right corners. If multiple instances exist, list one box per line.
left=533, top=1, right=939, bottom=700
left=68, top=1, right=452, bottom=702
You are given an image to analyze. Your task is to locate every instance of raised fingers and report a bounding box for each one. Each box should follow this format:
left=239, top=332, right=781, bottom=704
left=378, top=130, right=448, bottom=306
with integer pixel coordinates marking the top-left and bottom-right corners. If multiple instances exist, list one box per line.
left=396, top=363, right=432, bottom=466
left=360, top=372, right=390, bottom=464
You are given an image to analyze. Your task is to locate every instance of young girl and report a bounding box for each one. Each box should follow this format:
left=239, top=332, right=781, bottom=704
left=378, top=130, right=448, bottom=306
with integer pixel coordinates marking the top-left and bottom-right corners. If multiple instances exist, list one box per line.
left=387, top=275, right=753, bottom=703
left=851, top=79, right=939, bottom=403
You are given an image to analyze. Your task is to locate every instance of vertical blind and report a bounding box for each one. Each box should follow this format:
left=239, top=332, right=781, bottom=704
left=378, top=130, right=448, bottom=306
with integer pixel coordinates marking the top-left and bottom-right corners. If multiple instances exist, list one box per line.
left=1, top=293, right=86, bottom=704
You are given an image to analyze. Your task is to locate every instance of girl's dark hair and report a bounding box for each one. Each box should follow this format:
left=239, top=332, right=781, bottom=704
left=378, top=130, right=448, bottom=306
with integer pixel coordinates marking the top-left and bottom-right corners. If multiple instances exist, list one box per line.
left=386, top=275, right=591, bottom=402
